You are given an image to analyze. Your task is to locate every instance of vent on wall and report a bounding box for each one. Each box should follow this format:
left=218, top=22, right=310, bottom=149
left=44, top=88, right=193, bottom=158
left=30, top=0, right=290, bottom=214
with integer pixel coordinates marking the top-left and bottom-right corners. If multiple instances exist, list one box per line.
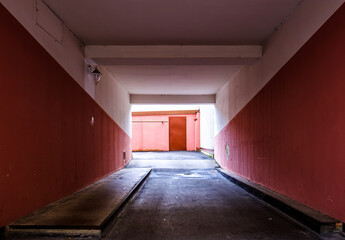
left=123, top=150, right=126, bottom=164
left=35, top=0, right=63, bottom=43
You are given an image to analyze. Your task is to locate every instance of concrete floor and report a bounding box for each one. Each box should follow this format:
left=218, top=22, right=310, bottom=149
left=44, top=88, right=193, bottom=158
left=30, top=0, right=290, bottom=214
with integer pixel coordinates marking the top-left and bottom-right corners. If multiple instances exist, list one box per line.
left=3, top=152, right=344, bottom=240
left=105, top=169, right=331, bottom=240
left=132, top=151, right=212, bottom=160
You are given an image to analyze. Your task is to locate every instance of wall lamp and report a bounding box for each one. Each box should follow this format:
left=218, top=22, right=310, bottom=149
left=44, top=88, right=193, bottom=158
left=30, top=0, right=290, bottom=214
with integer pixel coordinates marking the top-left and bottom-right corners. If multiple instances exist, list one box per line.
left=88, top=64, right=102, bottom=84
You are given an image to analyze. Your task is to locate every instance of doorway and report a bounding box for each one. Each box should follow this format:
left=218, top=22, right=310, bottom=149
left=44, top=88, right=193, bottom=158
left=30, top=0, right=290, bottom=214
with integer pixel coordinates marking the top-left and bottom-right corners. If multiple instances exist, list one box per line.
left=169, top=116, right=187, bottom=151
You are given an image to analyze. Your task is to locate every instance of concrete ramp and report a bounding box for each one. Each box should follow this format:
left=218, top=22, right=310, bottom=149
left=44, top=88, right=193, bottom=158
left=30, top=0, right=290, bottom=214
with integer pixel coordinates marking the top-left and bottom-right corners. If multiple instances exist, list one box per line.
left=6, top=168, right=151, bottom=236
left=128, top=151, right=218, bottom=169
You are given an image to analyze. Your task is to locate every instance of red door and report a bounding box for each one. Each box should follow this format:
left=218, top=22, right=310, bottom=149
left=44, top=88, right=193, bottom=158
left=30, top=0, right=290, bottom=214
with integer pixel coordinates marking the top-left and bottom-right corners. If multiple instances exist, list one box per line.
left=169, top=117, right=187, bottom=151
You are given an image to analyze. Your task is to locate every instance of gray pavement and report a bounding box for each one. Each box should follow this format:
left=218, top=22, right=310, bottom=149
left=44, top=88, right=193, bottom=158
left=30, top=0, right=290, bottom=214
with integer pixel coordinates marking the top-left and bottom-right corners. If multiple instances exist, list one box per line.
left=106, top=169, right=328, bottom=240
left=132, top=151, right=212, bottom=160
left=128, top=151, right=217, bottom=169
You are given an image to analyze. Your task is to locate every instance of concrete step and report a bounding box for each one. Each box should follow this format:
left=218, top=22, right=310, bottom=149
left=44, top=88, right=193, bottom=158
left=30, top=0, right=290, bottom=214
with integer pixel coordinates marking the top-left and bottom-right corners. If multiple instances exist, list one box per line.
left=6, top=168, right=152, bottom=237
left=217, top=168, right=343, bottom=235
left=199, top=148, right=214, bottom=158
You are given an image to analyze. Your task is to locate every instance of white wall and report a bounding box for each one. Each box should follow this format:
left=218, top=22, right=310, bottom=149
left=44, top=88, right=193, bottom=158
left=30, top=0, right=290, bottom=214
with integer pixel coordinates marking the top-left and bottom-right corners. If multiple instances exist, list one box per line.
left=1, top=0, right=132, bottom=136
left=131, top=104, right=200, bottom=112
left=200, top=105, right=214, bottom=150
left=215, top=0, right=345, bottom=136
left=96, top=66, right=132, bottom=136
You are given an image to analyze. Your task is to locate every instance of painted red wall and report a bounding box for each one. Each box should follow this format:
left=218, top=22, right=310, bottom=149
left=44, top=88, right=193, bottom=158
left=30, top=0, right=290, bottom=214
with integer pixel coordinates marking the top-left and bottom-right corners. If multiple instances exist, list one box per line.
left=215, top=4, right=345, bottom=222
left=0, top=5, right=131, bottom=227
left=132, top=113, right=200, bottom=151
left=132, top=115, right=170, bottom=151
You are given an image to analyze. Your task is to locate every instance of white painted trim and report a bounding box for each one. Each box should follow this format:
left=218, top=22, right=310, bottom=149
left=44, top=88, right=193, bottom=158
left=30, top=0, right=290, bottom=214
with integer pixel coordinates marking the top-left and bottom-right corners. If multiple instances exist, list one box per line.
left=130, top=94, right=216, bottom=104
left=85, top=45, right=262, bottom=59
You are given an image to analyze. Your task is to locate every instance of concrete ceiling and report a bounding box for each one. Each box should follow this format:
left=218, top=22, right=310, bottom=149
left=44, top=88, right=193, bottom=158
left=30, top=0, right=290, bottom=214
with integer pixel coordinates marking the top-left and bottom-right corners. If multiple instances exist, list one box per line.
left=107, top=65, right=240, bottom=95
left=43, top=0, right=302, bottom=99
left=43, top=0, right=302, bottom=45
left=86, top=45, right=261, bottom=95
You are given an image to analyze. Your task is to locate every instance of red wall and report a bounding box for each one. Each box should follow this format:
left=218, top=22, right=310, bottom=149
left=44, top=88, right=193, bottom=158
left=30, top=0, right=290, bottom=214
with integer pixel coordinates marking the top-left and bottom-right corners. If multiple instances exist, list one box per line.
left=0, top=5, right=131, bottom=227
left=132, top=113, right=200, bottom=151
left=215, top=4, right=345, bottom=222
left=133, top=115, right=170, bottom=151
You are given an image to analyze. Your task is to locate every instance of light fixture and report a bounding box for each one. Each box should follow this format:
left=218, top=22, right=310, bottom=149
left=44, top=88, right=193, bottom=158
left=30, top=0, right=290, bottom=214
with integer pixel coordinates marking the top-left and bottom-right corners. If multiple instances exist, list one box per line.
left=88, top=64, right=102, bottom=84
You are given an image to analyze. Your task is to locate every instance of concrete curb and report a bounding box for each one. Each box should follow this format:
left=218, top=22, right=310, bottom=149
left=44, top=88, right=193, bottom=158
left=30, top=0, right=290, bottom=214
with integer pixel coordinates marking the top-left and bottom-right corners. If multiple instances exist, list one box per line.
left=216, top=168, right=342, bottom=235
left=100, top=168, right=152, bottom=228
left=5, top=169, right=152, bottom=237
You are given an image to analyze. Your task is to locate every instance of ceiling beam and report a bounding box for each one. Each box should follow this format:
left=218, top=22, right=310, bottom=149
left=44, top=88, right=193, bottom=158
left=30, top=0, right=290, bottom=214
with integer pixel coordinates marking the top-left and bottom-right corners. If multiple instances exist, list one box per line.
left=85, top=45, right=262, bottom=65
left=130, top=94, right=216, bottom=104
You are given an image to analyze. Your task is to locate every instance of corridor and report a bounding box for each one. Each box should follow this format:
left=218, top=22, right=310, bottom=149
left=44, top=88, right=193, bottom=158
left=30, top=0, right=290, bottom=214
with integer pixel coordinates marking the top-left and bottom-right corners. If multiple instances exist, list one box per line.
left=1, top=1, right=345, bottom=239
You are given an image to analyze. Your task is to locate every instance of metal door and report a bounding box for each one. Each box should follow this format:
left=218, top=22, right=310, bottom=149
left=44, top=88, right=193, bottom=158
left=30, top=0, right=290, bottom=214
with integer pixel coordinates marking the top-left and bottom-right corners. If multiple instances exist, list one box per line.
left=169, top=116, right=186, bottom=151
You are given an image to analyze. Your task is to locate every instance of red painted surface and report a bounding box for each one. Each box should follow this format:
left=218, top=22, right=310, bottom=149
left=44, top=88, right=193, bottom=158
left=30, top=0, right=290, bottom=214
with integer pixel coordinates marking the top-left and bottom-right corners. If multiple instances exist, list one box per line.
left=169, top=117, right=187, bottom=151
left=132, top=113, right=200, bottom=151
left=132, top=115, right=170, bottom=151
left=215, top=4, right=345, bottom=222
left=0, top=5, right=131, bottom=227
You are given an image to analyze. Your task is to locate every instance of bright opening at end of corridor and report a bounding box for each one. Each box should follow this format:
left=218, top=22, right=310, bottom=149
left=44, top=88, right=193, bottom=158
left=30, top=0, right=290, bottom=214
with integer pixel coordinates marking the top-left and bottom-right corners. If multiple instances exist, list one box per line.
left=131, top=104, right=215, bottom=154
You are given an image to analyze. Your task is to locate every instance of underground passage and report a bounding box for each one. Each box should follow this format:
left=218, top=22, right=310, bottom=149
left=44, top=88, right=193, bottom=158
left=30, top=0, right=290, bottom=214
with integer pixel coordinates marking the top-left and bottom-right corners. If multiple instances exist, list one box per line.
left=1, top=0, right=345, bottom=239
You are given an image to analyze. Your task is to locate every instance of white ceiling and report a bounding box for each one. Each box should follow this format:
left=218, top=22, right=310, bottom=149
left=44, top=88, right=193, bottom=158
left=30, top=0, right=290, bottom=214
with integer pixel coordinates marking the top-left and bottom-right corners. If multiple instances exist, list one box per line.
left=43, top=0, right=302, bottom=45
left=43, top=0, right=302, bottom=96
left=107, top=65, right=240, bottom=94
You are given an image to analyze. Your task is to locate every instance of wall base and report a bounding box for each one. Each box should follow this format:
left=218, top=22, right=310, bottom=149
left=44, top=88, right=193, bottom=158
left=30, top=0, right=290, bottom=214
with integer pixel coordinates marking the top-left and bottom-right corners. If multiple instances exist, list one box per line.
left=217, top=168, right=342, bottom=235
